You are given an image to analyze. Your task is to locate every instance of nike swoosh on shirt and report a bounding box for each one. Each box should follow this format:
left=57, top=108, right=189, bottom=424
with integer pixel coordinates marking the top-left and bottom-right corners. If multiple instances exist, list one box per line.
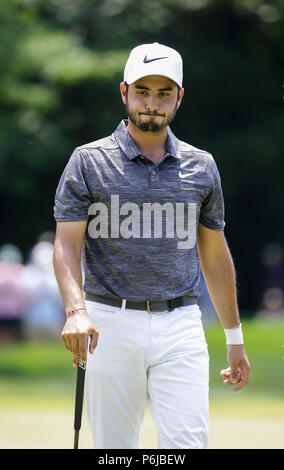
left=143, top=55, right=168, bottom=63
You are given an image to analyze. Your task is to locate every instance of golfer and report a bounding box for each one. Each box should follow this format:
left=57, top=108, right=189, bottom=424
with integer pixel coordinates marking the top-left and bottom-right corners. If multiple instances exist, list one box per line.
left=53, top=42, right=250, bottom=449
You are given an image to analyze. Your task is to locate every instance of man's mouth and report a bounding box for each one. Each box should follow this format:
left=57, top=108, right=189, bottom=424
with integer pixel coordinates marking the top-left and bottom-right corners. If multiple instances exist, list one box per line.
left=140, top=112, right=164, bottom=117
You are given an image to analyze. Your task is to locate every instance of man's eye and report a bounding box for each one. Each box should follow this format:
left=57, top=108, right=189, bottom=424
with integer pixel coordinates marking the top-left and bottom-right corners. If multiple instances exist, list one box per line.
left=138, top=91, right=147, bottom=95
left=159, top=92, right=169, bottom=97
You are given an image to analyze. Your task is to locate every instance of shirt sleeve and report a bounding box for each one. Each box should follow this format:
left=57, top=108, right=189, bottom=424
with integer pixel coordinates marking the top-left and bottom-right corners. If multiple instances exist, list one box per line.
left=199, top=157, right=225, bottom=230
left=54, top=148, right=91, bottom=222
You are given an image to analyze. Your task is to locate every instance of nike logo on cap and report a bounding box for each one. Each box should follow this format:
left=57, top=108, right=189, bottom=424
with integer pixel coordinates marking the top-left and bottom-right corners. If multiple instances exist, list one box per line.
left=143, top=55, right=168, bottom=63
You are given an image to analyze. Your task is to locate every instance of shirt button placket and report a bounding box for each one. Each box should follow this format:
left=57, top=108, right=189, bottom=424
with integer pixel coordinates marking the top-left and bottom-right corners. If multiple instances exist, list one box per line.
left=150, top=167, right=159, bottom=188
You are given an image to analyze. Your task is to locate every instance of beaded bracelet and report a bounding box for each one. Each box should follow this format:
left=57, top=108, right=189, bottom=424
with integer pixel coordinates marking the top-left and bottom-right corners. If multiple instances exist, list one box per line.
left=66, top=307, right=87, bottom=318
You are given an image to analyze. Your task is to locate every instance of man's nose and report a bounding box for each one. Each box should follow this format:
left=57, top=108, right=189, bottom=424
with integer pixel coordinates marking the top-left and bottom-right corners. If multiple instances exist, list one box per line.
left=146, top=95, right=159, bottom=112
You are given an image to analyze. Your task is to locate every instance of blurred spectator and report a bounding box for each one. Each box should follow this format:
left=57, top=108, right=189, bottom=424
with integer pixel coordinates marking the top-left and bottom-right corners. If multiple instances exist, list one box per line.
left=255, top=287, right=284, bottom=319
left=38, top=230, right=55, bottom=245
left=259, top=243, right=284, bottom=291
left=0, top=244, right=31, bottom=343
left=255, top=243, right=284, bottom=320
left=21, top=237, right=65, bottom=340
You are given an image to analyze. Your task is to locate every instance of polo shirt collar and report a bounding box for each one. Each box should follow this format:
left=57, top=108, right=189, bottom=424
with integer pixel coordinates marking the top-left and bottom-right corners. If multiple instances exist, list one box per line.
left=113, top=120, right=181, bottom=160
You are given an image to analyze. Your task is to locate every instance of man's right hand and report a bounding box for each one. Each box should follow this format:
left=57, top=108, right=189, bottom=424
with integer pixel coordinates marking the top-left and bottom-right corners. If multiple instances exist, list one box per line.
left=61, top=311, right=99, bottom=367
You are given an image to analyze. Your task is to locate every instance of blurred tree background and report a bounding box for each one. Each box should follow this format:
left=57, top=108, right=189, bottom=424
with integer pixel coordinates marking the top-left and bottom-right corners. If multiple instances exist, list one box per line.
left=0, top=0, right=283, bottom=312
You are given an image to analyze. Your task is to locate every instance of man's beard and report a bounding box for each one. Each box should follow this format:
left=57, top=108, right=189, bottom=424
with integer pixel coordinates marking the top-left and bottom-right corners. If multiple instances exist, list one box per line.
left=125, top=103, right=178, bottom=133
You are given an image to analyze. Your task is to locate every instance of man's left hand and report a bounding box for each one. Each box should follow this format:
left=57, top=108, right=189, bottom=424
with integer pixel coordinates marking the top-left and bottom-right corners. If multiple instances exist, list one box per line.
left=220, top=345, right=250, bottom=391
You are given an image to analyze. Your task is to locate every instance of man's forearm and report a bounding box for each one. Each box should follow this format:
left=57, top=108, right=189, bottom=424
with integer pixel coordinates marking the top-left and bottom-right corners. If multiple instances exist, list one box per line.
left=200, top=245, right=240, bottom=329
left=53, top=240, right=85, bottom=314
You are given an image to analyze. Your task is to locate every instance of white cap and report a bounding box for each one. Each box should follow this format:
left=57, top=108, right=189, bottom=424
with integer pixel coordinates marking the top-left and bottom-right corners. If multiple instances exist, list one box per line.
left=124, top=42, right=183, bottom=88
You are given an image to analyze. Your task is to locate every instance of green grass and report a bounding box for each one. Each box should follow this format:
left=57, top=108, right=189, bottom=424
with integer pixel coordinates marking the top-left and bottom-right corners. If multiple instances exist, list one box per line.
left=0, top=318, right=283, bottom=449
left=0, top=318, right=283, bottom=398
left=204, top=318, right=284, bottom=398
left=1, top=395, right=282, bottom=449
left=0, top=340, right=70, bottom=378
left=0, top=340, right=74, bottom=397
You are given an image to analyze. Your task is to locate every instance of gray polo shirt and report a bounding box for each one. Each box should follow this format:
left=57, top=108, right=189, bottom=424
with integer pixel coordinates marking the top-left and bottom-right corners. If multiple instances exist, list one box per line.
left=54, top=120, right=225, bottom=301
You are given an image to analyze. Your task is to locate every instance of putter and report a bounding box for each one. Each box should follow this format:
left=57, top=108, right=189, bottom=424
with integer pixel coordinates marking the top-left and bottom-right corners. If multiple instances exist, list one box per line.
left=73, top=355, right=86, bottom=449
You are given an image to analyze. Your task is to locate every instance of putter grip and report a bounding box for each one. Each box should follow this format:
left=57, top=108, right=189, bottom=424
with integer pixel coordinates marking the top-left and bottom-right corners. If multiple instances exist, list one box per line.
left=74, top=359, right=86, bottom=431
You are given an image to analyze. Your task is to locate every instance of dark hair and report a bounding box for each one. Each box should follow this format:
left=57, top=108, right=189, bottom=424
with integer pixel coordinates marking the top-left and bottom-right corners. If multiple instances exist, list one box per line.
left=176, top=85, right=181, bottom=99
left=124, top=81, right=129, bottom=98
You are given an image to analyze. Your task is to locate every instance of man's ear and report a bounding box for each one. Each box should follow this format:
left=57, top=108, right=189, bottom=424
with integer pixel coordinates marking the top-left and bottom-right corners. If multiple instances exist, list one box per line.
left=120, top=82, right=127, bottom=105
left=177, top=87, right=184, bottom=110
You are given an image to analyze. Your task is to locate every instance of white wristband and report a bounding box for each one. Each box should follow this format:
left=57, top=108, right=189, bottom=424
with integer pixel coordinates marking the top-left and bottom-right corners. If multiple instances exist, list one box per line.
left=224, top=324, right=244, bottom=345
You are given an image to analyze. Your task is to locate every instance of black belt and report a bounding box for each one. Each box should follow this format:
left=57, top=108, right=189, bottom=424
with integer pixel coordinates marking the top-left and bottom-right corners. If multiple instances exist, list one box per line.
left=85, top=293, right=197, bottom=313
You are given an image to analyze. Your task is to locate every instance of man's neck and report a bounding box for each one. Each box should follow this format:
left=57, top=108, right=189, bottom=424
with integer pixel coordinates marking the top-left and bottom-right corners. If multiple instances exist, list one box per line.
left=126, top=119, right=168, bottom=163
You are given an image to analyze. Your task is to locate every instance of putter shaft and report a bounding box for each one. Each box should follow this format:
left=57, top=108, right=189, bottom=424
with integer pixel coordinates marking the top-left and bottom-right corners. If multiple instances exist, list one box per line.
left=73, top=356, right=86, bottom=449
left=74, top=429, right=79, bottom=449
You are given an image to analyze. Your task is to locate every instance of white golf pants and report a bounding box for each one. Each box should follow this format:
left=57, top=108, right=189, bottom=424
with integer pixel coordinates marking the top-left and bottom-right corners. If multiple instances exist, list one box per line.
left=85, top=299, right=209, bottom=449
